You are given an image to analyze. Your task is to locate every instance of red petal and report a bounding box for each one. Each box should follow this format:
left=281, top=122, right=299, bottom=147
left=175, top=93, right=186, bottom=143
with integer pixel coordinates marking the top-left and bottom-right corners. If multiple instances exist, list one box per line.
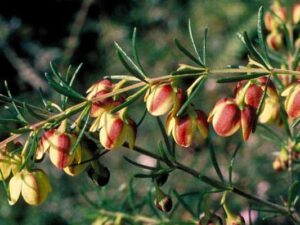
left=241, top=106, right=256, bottom=140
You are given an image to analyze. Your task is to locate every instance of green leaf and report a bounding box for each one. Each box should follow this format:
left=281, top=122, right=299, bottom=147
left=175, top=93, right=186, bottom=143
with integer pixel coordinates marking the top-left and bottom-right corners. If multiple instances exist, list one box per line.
left=217, top=73, right=267, bottom=83
left=123, top=156, right=156, bottom=170
left=237, top=32, right=270, bottom=69
left=136, top=108, right=147, bottom=128
left=208, top=139, right=225, bottom=183
left=257, top=6, right=270, bottom=65
left=156, top=117, right=173, bottom=157
left=111, top=85, right=148, bottom=114
left=228, top=143, right=242, bottom=187
left=45, top=73, right=85, bottom=101
left=174, top=38, right=204, bottom=67
left=132, top=27, right=145, bottom=75
left=70, top=105, right=91, bottom=155
left=198, top=175, right=230, bottom=190
left=176, top=76, right=206, bottom=117
left=252, top=75, right=271, bottom=132
left=114, top=42, right=148, bottom=82
left=203, top=28, right=208, bottom=65
left=188, top=19, right=204, bottom=66
left=134, top=168, right=173, bottom=179
left=288, top=181, right=300, bottom=209
left=4, top=81, right=28, bottom=124
left=19, top=132, right=38, bottom=171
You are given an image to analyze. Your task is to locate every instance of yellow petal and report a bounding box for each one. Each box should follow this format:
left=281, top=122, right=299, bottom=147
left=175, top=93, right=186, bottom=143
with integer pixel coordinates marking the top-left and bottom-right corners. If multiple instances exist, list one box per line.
left=8, top=173, right=22, bottom=205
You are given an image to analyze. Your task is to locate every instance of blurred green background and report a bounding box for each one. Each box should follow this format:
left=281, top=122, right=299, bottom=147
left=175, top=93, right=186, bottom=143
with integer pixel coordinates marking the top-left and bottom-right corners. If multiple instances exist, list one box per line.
left=0, top=0, right=296, bottom=224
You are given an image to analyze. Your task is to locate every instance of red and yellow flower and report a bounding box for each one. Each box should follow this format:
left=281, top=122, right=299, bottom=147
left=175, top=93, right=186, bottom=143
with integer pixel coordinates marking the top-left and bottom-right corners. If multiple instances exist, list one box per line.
left=282, top=82, right=300, bottom=119
left=9, top=169, right=51, bottom=205
left=166, top=109, right=208, bottom=148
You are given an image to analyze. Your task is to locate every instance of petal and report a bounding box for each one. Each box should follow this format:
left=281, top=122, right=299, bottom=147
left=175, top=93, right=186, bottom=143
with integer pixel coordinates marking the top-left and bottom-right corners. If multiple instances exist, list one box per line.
left=166, top=113, right=176, bottom=136
left=49, top=133, right=74, bottom=169
left=86, top=79, right=113, bottom=100
left=285, top=87, right=300, bottom=118
left=245, top=84, right=263, bottom=109
left=195, top=110, right=209, bottom=139
left=36, top=130, right=55, bottom=160
left=208, top=98, right=235, bottom=122
left=64, top=148, right=90, bottom=176
left=259, top=98, right=279, bottom=123
left=125, top=119, right=136, bottom=149
left=174, top=115, right=193, bottom=148
left=100, top=115, right=125, bottom=149
left=8, top=173, right=22, bottom=205
left=146, top=84, right=174, bottom=116
left=0, top=152, right=12, bottom=180
left=241, top=106, right=256, bottom=140
left=212, top=102, right=241, bottom=137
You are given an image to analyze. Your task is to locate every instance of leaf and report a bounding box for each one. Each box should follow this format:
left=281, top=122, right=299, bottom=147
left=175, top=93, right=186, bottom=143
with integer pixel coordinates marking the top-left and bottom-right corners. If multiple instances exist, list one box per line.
left=156, top=117, right=172, bottom=157
left=19, top=132, right=38, bottom=171
left=203, top=28, right=208, bottom=65
left=123, top=156, right=156, bottom=170
left=45, top=73, right=85, bottom=101
left=208, top=139, right=225, bottom=183
left=134, top=168, right=173, bottom=179
left=188, top=19, right=204, bottom=66
left=255, top=124, right=283, bottom=145
left=237, top=32, right=270, bottom=69
left=70, top=105, right=91, bottom=155
left=131, top=27, right=145, bottom=75
left=198, top=175, right=230, bottom=190
left=288, top=181, right=300, bottom=209
left=114, top=42, right=148, bottom=82
left=4, top=81, right=27, bottom=124
left=257, top=6, right=270, bottom=65
left=217, top=73, right=267, bottom=83
left=111, top=86, right=148, bottom=114
left=176, top=76, right=206, bottom=117
left=174, top=38, right=204, bottom=67
left=228, top=143, right=242, bottom=186
left=252, top=75, right=271, bottom=132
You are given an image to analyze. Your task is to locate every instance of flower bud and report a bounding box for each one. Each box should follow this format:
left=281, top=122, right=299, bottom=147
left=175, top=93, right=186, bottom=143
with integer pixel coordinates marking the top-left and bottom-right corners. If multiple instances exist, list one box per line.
left=282, top=83, right=300, bottom=119
left=293, top=3, right=300, bottom=24
left=145, top=84, right=176, bottom=116
left=153, top=173, right=169, bottom=186
left=87, top=162, right=110, bottom=186
left=9, top=169, right=51, bottom=205
left=166, top=109, right=208, bottom=148
left=266, top=32, right=282, bottom=50
left=154, top=187, right=172, bottom=213
left=86, top=79, right=113, bottom=100
left=99, top=114, right=136, bottom=150
left=208, top=98, right=241, bottom=137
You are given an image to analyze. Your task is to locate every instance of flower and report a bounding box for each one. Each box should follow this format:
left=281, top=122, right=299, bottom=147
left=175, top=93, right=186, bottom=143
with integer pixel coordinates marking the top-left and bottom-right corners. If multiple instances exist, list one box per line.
left=154, top=187, right=172, bottom=212
left=166, top=109, right=208, bottom=148
left=145, top=83, right=178, bottom=116
left=86, top=79, right=113, bottom=100
left=36, top=121, right=80, bottom=169
left=282, top=82, right=300, bottom=119
left=264, top=2, right=286, bottom=31
left=99, top=113, right=136, bottom=150
left=9, top=169, right=51, bottom=205
left=208, top=98, right=256, bottom=140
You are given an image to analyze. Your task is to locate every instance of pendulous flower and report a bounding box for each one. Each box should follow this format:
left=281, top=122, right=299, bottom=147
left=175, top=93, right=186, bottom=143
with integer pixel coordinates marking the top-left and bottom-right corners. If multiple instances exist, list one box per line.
left=282, top=82, right=300, bottom=119
left=166, top=109, right=208, bottom=148
left=145, top=83, right=178, bottom=116
left=9, top=169, right=51, bottom=205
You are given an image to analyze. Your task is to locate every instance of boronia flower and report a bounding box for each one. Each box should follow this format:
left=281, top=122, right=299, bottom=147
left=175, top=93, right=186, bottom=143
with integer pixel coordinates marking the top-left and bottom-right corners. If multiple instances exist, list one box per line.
left=144, top=83, right=178, bottom=116
left=208, top=98, right=256, bottom=140
left=9, top=169, right=52, bottom=205
left=166, top=109, right=208, bottom=148
left=235, top=78, right=279, bottom=123
left=36, top=121, right=80, bottom=169
left=282, top=82, right=300, bottom=119
left=99, top=113, right=136, bottom=150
